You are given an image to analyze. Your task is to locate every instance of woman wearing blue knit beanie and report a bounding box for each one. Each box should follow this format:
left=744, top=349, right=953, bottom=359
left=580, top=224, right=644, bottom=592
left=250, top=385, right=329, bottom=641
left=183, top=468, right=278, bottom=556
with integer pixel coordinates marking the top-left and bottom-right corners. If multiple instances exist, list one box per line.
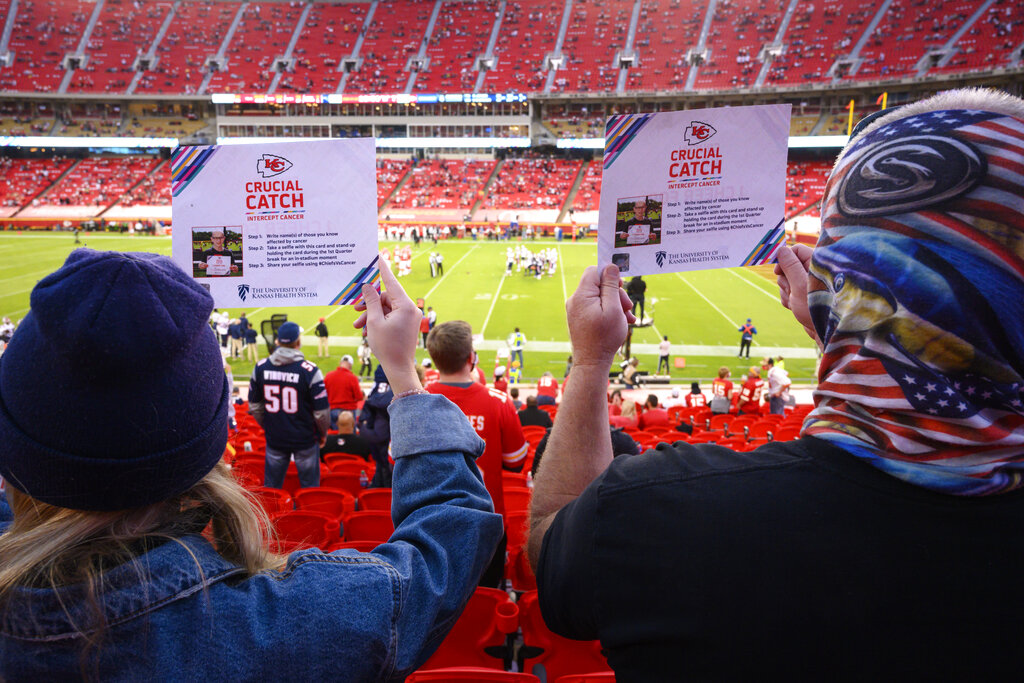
left=0, top=250, right=502, bottom=680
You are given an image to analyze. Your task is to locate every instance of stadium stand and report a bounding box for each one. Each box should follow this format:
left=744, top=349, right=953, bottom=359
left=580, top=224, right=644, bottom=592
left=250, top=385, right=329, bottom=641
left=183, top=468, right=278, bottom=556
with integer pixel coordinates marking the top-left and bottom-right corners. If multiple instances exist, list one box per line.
left=481, top=0, right=564, bottom=92
left=626, top=0, right=702, bottom=91
left=765, top=0, right=879, bottom=86
left=415, top=0, right=498, bottom=93
left=571, top=159, right=603, bottom=213
left=692, top=0, right=787, bottom=90
left=542, top=104, right=606, bottom=138
left=344, top=0, right=433, bottom=93
left=206, top=2, right=305, bottom=94
left=0, top=0, right=95, bottom=93
left=279, top=2, right=369, bottom=94
left=0, top=157, right=75, bottom=214
left=40, top=156, right=161, bottom=208
left=119, top=159, right=171, bottom=207
left=784, top=158, right=832, bottom=218
left=551, top=0, right=633, bottom=94
left=376, top=158, right=416, bottom=208
left=67, top=0, right=173, bottom=94
left=930, top=0, right=1024, bottom=75
left=478, top=158, right=583, bottom=212
left=135, top=1, right=242, bottom=94
left=388, top=158, right=497, bottom=211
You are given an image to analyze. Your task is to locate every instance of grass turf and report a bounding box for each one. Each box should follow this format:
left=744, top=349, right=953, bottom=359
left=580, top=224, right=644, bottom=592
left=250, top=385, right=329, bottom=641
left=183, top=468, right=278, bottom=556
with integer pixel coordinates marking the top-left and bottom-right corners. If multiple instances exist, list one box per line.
left=0, top=232, right=819, bottom=382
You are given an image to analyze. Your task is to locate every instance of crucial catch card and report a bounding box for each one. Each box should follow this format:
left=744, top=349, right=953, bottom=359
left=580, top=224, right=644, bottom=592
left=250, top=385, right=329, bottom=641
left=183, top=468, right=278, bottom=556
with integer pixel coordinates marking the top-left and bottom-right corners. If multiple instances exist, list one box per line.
left=171, top=138, right=380, bottom=307
left=597, top=103, right=791, bottom=276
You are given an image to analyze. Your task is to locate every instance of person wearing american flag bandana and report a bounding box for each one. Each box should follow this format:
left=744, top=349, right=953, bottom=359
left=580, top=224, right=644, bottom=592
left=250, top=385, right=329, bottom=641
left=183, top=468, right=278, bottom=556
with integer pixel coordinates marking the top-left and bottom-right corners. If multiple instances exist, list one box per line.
left=527, top=89, right=1024, bottom=681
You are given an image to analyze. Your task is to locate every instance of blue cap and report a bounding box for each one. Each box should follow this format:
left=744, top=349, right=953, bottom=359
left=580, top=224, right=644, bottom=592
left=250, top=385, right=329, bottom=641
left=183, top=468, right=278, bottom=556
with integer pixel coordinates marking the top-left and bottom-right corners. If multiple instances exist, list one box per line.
left=277, top=321, right=300, bottom=344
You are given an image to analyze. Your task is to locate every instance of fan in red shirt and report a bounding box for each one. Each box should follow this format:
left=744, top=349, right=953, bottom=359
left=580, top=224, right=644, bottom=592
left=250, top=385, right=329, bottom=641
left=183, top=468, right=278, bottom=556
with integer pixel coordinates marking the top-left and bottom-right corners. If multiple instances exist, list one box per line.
left=493, top=365, right=509, bottom=394
left=426, top=321, right=528, bottom=588
left=710, top=366, right=735, bottom=415
left=734, top=366, right=765, bottom=416
left=324, top=355, right=364, bottom=428
left=638, top=394, right=670, bottom=430
left=421, top=358, right=440, bottom=386
left=536, top=372, right=559, bottom=405
left=685, top=382, right=707, bottom=408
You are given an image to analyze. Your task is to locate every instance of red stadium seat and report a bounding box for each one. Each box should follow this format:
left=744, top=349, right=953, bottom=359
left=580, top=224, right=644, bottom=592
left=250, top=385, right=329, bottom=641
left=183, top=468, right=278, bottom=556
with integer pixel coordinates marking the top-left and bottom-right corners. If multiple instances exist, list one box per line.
left=503, top=472, right=529, bottom=489
left=321, top=472, right=366, bottom=497
left=329, top=540, right=380, bottom=553
left=504, top=511, right=536, bottom=592
left=270, top=510, right=339, bottom=552
left=294, top=488, right=357, bottom=523
left=327, top=459, right=376, bottom=478
left=343, top=510, right=395, bottom=543
left=408, top=668, right=539, bottom=682
left=553, top=674, right=617, bottom=683
left=357, top=488, right=393, bottom=512
left=420, top=587, right=519, bottom=671
left=249, top=486, right=293, bottom=516
left=518, top=590, right=611, bottom=681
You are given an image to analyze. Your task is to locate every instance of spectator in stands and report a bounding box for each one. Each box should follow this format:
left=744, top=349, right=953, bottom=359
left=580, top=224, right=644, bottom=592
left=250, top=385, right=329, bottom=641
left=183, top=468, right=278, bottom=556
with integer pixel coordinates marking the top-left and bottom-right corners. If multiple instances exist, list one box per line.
left=357, top=364, right=394, bottom=489
left=733, top=366, right=765, bottom=415
left=321, top=412, right=372, bottom=462
left=426, top=320, right=528, bottom=588
left=519, top=395, right=553, bottom=428
left=528, top=90, right=1024, bottom=679
left=609, top=399, right=639, bottom=430
left=250, top=321, right=330, bottom=489
left=0, top=250, right=501, bottom=678
left=685, top=382, right=707, bottom=408
left=510, top=386, right=522, bottom=410
left=324, top=355, right=363, bottom=429
left=638, top=394, right=670, bottom=430
left=493, top=365, right=509, bottom=394
left=709, top=366, right=734, bottom=414
left=536, top=371, right=559, bottom=405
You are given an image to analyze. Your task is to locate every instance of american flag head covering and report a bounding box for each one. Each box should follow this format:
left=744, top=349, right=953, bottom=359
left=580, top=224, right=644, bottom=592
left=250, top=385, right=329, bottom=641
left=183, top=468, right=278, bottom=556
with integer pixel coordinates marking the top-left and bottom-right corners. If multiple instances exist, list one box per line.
left=803, top=105, right=1024, bottom=495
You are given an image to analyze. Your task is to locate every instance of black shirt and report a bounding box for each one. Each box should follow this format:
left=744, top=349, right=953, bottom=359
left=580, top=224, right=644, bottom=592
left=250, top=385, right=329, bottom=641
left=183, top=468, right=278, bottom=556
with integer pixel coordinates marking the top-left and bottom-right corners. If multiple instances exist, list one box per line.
left=538, top=436, right=1024, bottom=681
left=518, top=406, right=553, bottom=428
left=201, top=247, right=237, bottom=274
left=321, top=432, right=372, bottom=459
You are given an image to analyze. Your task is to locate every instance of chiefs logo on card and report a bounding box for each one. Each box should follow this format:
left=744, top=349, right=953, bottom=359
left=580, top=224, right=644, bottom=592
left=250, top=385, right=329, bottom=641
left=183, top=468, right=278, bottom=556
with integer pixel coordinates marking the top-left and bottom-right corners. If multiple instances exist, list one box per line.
left=256, top=154, right=293, bottom=178
left=684, top=121, right=717, bottom=146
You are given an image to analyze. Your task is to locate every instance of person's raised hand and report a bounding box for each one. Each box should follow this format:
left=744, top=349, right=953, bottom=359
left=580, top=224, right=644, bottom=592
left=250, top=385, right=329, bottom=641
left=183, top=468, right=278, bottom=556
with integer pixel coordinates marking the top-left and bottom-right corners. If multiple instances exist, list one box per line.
left=566, top=264, right=636, bottom=368
left=353, top=257, right=422, bottom=395
left=774, top=244, right=820, bottom=345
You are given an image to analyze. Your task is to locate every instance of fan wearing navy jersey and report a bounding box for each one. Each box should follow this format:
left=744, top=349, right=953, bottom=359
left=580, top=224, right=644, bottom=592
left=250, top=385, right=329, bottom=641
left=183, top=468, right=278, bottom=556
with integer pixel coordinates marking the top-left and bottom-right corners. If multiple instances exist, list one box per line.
left=249, top=321, right=330, bottom=489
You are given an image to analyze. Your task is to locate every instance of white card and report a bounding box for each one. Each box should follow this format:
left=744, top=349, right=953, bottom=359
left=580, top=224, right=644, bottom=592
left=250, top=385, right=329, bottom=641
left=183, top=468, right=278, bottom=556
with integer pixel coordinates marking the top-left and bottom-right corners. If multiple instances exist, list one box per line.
left=171, top=139, right=380, bottom=306
left=598, top=104, right=791, bottom=276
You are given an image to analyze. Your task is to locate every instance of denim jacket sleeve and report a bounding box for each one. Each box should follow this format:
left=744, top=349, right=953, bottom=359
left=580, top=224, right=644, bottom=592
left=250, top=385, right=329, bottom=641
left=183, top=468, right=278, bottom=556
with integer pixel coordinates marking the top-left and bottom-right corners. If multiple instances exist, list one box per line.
left=373, top=392, right=503, bottom=679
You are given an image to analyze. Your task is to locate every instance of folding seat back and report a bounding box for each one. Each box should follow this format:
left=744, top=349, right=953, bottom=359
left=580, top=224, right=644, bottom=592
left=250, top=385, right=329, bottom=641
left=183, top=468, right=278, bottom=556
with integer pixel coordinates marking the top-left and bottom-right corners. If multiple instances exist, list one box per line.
left=271, top=510, right=339, bottom=552
left=294, top=488, right=357, bottom=522
left=518, top=591, right=611, bottom=682
left=503, top=487, right=532, bottom=514
left=357, top=487, right=393, bottom=511
left=407, top=668, right=540, bottom=682
left=420, top=587, right=519, bottom=671
left=249, top=486, right=293, bottom=516
left=343, top=510, right=395, bottom=542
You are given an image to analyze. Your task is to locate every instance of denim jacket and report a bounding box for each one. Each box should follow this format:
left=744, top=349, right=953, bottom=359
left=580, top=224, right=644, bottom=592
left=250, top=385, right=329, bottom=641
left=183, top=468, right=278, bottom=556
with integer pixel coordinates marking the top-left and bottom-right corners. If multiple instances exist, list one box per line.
left=0, top=394, right=503, bottom=682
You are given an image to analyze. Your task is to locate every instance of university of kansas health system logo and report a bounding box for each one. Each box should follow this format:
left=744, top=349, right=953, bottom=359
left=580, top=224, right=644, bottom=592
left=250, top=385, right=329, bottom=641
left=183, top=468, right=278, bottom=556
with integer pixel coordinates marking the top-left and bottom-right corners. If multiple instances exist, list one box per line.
left=655, top=251, right=668, bottom=268
left=237, top=284, right=250, bottom=301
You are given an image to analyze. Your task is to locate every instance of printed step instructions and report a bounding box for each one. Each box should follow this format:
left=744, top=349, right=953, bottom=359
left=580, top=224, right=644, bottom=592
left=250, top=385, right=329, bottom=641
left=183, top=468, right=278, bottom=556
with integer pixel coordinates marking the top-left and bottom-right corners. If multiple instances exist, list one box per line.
left=171, top=139, right=379, bottom=307
left=598, top=104, right=791, bottom=276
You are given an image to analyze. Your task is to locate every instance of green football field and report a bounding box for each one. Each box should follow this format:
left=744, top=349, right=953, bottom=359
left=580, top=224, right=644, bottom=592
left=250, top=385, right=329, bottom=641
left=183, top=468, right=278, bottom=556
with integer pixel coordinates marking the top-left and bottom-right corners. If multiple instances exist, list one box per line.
left=0, top=232, right=820, bottom=382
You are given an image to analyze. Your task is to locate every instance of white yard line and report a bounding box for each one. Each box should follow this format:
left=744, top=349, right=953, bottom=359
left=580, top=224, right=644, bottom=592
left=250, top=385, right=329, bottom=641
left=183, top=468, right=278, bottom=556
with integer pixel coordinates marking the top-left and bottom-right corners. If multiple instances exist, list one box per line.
left=479, top=272, right=507, bottom=337
left=557, top=245, right=568, bottom=304
left=674, top=272, right=739, bottom=329
left=424, top=245, right=479, bottom=299
left=0, top=266, right=58, bottom=285
left=727, top=268, right=779, bottom=301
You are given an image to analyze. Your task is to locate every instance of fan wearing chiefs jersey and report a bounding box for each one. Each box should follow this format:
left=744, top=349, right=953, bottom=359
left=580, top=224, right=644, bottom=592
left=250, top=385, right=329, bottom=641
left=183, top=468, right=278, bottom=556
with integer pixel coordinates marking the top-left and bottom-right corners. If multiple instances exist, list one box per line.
left=734, top=366, right=765, bottom=416
left=426, top=321, right=528, bottom=588
left=536, top=372, right=559, bottom=405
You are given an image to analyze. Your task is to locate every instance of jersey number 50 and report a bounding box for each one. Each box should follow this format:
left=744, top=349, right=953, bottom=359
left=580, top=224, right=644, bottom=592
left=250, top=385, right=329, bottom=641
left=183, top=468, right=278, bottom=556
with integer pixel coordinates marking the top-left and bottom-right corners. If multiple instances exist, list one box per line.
left=264, top=385, right=298, bottom=413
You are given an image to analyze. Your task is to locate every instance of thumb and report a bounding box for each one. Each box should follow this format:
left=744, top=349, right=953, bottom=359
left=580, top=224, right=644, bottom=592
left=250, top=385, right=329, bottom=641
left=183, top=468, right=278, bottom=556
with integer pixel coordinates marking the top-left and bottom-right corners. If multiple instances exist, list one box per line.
left=775, top=247, right=807, bottom=290
left=600, top=264, right=621, bottom=307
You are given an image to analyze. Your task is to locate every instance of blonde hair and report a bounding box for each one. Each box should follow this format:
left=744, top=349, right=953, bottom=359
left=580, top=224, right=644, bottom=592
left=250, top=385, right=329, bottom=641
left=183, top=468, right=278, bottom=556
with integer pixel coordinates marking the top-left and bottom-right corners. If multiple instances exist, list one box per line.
left=0, top=462, right=282, bottom=647
left=621, top=400, right=638, bottom=418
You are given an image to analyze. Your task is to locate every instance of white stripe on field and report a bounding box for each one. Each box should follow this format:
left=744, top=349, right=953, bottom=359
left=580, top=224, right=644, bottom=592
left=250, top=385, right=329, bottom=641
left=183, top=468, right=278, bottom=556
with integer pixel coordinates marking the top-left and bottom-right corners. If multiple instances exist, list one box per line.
left=424, top=245, right=479, bottom=299
left=673, top=271, right=741, bottom=330
left=479, top=272, right=507, bottom=337
left=727, top=268, right=779, bottom=301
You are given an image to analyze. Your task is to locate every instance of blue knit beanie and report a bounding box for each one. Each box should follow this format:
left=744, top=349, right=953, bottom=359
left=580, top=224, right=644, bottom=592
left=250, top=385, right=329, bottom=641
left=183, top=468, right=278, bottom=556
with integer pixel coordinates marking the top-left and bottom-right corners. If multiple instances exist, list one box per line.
left=0, top=249, right=229, bottom=511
